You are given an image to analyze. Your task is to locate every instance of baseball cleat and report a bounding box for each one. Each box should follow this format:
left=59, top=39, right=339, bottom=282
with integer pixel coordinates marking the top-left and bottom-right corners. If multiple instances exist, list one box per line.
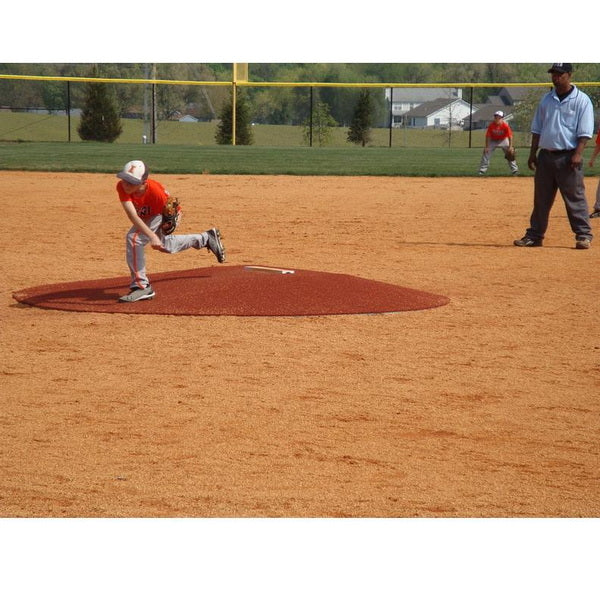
left=514, top=236, right=542, bottom=247
left=206, top=228, right=226, bottom=263
left=589, top=211, right=600, bottom=219
left=119, top=285, right=155, bottom=302
left=575, top=237, right=591, bottom=250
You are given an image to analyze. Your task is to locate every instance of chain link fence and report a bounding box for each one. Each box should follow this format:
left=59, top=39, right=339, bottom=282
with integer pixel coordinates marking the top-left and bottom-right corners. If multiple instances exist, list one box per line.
left=1, top=74, right=598, bottom=148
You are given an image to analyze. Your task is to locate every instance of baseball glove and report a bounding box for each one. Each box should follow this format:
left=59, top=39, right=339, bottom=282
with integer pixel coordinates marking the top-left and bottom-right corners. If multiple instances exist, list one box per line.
left=161, top=197, right=181, bottom=235
left=505, top=147, right=516, bottom=162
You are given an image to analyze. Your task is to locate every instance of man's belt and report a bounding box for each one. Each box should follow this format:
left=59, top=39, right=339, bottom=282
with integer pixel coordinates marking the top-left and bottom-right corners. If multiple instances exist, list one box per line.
left=543, top=148, right=574, bottom=154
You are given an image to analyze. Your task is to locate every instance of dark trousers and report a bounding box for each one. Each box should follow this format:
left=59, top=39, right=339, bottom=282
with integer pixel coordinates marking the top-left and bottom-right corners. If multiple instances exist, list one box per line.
left=526, top=149, right=592, bottom=241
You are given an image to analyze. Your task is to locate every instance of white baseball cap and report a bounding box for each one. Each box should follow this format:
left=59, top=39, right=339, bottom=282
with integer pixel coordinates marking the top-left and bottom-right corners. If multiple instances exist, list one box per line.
left=494, top=110, right=504, bottom=118
left=117, top=160, right=148, bottom=185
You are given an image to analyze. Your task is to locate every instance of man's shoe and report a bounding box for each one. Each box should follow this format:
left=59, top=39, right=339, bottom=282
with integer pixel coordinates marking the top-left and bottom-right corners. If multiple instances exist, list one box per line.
left=514, top=236, right=542, bottom=247
left=575, top=237, right=591, bottom=250
left=119, top=286, right=155, bottom=302
left=589, top=210, right=600, bottom=219
left=206, top=228, right=226, bottom=263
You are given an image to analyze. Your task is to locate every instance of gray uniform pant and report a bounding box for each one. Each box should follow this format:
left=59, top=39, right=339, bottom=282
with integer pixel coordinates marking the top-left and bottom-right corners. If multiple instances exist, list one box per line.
left=593, top=179, right=600, bottom=212
left=479, top=138, right=518, bottom=174
left=125, top=214, right=211, bottom=289
left=526, top=149, right=592, bottom=242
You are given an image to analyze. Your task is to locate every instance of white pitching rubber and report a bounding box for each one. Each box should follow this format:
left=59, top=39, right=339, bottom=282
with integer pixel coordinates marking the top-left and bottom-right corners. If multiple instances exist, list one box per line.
left=243, top=265, right=295, bottom=275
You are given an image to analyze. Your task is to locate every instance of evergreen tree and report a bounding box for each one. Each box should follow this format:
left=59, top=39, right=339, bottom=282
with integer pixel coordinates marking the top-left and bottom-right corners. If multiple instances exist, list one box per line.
left=41, top=81, right=67, bottom=113
left=77, top=67, right=122, bottom=142
left=215, top=88, right=254, bottom=145
left=347, top=89, right=373, bottom=147
left=302, top=101, right=337, bottom=146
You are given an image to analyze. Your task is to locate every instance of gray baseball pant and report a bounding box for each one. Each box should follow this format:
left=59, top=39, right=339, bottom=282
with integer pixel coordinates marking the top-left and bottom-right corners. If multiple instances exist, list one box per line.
left=479, top=138, right=518, bottom=174
left=525, top=149, right=592, bottom=242
left=125, top=214, right=211, bottom=289
left=593, top=179, right=600, bottom=212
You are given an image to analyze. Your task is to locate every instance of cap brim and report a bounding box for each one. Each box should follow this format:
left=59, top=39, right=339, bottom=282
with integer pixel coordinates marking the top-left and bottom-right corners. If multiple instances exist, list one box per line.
left=117, top=172, right=143, bottom=185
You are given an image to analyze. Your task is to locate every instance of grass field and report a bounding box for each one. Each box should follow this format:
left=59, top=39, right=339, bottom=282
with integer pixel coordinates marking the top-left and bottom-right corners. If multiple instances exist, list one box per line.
left=2, top=140, right=600, bottom=177
left=1, top=109, right=537, bottom=145
left=1, top=113, right=599, bottom=177
left=0, top=111, right=497, bottom=148
left=0, top=141, right=510, bottom=176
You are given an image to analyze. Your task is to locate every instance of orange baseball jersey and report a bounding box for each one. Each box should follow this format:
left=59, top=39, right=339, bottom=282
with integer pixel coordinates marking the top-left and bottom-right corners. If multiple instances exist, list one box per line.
left=117, top=179, right=170, bottom=219
left=486, top=120, right=512, bottom=141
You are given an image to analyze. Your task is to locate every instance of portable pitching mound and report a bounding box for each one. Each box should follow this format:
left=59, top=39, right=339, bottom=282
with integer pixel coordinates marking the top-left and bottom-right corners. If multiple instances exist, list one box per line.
left=13, top=265, right=450, bottom=316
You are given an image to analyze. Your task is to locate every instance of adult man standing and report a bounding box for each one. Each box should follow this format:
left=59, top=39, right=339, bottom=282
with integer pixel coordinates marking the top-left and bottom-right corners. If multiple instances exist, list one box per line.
left=514, top=63, right=595, bottom=249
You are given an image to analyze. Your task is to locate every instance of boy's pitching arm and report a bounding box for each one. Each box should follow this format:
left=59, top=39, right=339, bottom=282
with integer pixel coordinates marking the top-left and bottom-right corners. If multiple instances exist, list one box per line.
left=121, top=200, right=165, bottom=251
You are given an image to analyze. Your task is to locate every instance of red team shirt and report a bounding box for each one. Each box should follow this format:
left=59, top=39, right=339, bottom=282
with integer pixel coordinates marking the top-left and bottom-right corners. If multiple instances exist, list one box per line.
left=486, top=120, right=512, bottom=141
left=117, top=179, right=170, bottom=219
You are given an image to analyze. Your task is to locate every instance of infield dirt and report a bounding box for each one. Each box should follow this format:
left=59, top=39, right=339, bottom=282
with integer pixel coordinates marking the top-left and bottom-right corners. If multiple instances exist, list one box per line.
left=1, top=171, right=599, bottom=517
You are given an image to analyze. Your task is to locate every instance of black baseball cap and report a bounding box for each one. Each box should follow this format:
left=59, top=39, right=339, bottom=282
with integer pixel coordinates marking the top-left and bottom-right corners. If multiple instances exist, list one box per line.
left=548, top=63, right=573, bottom=74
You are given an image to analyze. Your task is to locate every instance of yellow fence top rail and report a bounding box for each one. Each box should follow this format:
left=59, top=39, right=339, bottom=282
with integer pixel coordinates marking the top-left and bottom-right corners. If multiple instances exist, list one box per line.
left=1, top=73, right=599, bottom=88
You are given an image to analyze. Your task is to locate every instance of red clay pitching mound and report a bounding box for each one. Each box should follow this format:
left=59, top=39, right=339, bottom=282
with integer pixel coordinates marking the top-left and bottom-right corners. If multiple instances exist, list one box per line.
left=13, top=265, right=449, bottom=316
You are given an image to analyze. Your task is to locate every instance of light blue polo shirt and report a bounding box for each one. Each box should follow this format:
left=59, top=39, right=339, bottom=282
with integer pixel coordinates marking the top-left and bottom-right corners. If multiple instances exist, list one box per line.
left=531, top=85, right=594, bottom=150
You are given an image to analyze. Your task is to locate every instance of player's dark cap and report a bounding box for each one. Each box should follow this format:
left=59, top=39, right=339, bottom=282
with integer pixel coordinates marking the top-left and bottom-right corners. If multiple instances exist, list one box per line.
left=117, top=160, right=148, bottom=185
left=548, top=63, right=573, bottom=74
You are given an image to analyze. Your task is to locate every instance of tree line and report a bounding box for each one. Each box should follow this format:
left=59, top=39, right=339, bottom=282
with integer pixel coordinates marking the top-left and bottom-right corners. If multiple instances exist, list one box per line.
left=3, top=62, right=599, bottom=119
left=73, top=73, right=374, bottom=147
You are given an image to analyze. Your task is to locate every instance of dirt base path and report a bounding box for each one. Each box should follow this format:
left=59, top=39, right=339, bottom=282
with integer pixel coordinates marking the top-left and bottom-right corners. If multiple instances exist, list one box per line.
left=1, top=171, right=599, bottom=517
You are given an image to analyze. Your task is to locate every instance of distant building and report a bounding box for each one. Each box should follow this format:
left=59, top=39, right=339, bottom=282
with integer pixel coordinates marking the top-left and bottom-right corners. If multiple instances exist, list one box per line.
left=497, top=86, right=532, bottom=106
left=464, top=105, right=515, bottom=130
left=402, top=97, right=472, bottom=129
left=385, top=88, right=463, bottom=127
left=463, top=86, right=531, bottom=130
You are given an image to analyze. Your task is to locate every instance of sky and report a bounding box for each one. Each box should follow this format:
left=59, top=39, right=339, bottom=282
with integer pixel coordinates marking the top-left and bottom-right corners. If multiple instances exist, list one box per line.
left=2, top=1, right=597, bottom=64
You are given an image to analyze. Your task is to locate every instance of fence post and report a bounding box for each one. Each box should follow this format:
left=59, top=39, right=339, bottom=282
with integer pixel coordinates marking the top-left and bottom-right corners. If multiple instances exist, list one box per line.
left=66, top=81, right=71, bottom=142
left=309, top=86, right=313, bottom=147
left=388, top=87, right=393, bottom=148
left=468, top=87, right=473, bottom=148
left=231, top=63, right=248, bottom=146
left=151, top=82, right=157, bottom=143
left=232, top=83, right=237, bottom=146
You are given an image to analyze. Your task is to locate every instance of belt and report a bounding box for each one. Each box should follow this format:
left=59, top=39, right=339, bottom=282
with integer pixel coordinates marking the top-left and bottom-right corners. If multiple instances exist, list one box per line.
left=543, top=148, right=574, bottom=154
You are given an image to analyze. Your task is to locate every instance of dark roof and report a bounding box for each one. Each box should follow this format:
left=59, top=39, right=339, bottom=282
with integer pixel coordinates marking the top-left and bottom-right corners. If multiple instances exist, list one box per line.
left=403, top=98, right=460, bottom=117
left=389, top=88, right=461, bottom=102
left=499, top=86, right=531, bottom=102
left=469, top=104, right=514, bottom=122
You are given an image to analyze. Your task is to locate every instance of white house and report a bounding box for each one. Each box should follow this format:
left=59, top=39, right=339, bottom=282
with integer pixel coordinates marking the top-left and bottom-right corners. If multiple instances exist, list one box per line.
left=385, top=88, right=463, bottom=127
left=402, top=97, right=472, bottom=129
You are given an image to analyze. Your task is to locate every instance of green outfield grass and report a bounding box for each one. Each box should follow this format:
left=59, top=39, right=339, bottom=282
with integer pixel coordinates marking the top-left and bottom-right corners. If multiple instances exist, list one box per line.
left=1, top=113, right=598, bottom=177
left=0, top=110, right=499, bottom=148
left=2, top=140, right=599, bottom=177
left=0, top=141, right=527, bottom=177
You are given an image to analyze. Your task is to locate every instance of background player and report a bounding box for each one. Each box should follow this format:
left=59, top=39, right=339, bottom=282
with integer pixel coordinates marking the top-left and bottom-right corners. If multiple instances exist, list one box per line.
left=478, top=110, right=519, bottom=176
left=116, top=160, right=225, bottom=302
left=588, top=127, right=600, bottom=219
